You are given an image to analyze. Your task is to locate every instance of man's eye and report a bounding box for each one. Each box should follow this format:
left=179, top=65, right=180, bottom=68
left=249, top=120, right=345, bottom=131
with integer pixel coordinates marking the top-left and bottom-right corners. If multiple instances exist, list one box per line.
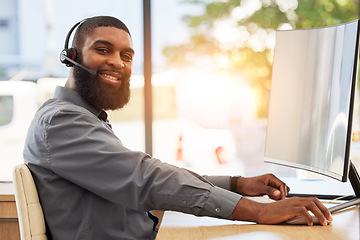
left=121, top=54, right=133, bottom=62
left=97, top=48, right=109, bottom=54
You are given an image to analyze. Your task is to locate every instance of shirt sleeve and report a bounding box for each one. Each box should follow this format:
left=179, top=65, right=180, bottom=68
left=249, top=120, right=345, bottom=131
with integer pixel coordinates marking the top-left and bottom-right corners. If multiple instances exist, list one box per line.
left=202, top=175, right=231, bottom=190
left=44, top=108, right=241, bottom=220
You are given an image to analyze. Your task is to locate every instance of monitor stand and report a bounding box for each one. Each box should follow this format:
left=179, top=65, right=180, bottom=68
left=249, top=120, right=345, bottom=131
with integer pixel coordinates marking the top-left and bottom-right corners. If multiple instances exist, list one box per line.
left=288, top=160, right=360, bottom=213
left=348, top=161, right=360, bottom=197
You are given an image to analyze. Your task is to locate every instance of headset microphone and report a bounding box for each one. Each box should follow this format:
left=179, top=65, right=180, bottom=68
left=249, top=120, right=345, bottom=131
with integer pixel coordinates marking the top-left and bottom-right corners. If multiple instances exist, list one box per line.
left=59, top=19, right=96, bottom=76
left=60, top=52, right=96, bottom=75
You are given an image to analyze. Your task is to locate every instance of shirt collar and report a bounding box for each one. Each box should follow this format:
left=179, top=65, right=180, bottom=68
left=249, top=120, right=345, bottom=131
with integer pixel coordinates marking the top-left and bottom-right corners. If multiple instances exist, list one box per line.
left=53, top=86, right=104, bottom=120
left=97, top=110, right=108, bottom=122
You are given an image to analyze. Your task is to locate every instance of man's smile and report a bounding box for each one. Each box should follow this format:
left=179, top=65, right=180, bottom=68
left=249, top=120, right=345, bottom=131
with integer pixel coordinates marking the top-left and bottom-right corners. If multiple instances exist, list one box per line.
left=102, top=73, right=119, bottom=81
left=99, top=71, right=123, bottom=86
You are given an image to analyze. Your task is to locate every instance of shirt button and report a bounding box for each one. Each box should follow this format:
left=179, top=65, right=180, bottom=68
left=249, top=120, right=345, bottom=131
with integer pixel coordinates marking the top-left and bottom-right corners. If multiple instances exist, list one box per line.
left=215, top=207, right=221, bottom=213
left=183, top=200, right=187, bottom=205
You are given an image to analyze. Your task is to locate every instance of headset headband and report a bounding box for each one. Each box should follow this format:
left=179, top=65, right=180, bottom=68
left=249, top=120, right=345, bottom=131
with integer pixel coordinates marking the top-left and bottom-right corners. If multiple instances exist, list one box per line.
left=64, top=19, right=87, bottom=49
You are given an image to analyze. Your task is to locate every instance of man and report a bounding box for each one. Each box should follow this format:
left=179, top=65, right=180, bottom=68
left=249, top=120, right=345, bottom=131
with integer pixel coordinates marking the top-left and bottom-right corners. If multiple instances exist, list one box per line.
left=24, top=16, right=332, bottom=240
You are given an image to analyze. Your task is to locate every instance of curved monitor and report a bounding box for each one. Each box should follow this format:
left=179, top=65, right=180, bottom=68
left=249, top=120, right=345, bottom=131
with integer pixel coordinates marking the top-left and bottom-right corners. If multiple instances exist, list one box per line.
left=265, top=20, right=360, bottom=182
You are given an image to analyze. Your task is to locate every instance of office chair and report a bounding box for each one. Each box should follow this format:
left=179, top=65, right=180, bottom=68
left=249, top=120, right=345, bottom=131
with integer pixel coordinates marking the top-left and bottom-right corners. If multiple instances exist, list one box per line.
left=13, top=164, right=47, bottom=240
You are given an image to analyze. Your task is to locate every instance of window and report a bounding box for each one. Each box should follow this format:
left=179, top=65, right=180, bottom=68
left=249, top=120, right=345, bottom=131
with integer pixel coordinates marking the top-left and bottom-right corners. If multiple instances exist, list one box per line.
left=0, top=96, right=13, bottom=126
left=0, top=19, right=9, bottom=28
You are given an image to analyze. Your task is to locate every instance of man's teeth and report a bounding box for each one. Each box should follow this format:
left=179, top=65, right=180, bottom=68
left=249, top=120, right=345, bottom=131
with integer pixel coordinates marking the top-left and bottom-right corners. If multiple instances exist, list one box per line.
left=103, top=74, right=119, bottom=80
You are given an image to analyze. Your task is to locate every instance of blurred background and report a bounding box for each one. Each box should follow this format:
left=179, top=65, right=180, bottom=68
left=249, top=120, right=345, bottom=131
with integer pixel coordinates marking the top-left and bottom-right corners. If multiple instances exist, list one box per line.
left=1, top=0, right=360, bottom=181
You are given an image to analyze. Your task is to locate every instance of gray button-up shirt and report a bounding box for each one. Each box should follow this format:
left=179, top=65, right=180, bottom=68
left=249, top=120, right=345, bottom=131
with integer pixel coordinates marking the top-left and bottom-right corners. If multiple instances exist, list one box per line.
left=23, top=86, right=242, bottom=240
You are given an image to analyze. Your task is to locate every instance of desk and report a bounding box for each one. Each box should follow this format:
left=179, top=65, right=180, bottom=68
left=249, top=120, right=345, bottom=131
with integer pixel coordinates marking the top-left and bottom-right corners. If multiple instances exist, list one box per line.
left=0, top=182, right=20, bottom=240
left=156, top=205, right=359, bottom=240
left=157, top=176, right=359, bottom=240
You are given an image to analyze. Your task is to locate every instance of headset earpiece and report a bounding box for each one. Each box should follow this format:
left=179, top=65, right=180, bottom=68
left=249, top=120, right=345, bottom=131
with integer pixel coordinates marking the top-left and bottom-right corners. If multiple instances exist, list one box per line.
left=60, top=48, right=78, bottom=67
left=60, top=20, right=84, bottom=67
left=59, top=19, right=96, bottom=75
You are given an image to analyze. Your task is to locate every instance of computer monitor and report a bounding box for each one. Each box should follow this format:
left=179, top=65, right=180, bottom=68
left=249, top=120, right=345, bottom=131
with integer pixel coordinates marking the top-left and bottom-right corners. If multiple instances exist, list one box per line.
left=264, top=19, right=360, bottom=208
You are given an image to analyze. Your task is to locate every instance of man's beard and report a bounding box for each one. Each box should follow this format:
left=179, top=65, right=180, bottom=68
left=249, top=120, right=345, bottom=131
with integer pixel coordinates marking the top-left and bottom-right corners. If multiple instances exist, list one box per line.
left=73, top=58, right=131, bottom=111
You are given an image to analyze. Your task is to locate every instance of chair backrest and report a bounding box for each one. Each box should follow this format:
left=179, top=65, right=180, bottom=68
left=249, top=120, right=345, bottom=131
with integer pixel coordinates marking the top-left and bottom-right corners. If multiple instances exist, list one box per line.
left=13, top=164, right=47, bottom=240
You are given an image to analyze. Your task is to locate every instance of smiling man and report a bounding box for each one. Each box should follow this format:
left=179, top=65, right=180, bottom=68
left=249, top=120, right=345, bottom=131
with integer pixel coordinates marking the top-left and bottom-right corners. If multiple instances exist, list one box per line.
left=23, top=16, right=332, bottom=240
left=67, top=21, right=134, bottom=111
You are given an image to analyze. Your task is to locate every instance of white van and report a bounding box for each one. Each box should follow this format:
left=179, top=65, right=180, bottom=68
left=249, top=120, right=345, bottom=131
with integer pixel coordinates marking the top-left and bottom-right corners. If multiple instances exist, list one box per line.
left=0, top=81, right=38, bottom=181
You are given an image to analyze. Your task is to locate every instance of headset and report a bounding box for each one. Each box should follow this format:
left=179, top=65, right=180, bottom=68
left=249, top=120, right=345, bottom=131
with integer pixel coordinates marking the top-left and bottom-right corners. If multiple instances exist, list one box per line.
left=59, top=19, right=96, bottom=75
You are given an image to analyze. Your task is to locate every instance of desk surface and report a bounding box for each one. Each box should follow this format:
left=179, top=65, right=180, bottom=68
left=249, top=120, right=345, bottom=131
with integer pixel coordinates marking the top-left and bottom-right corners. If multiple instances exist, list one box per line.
left=157, top=177, right=359, bottom=239
left=157, top=204, right=359, bottom=240
left=0, top=182, right=15, bottom=201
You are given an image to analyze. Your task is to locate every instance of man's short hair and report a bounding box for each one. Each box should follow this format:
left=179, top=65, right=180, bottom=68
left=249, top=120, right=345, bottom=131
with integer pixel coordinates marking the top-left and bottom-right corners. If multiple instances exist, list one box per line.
left=72, top=16, right=131, bottom=49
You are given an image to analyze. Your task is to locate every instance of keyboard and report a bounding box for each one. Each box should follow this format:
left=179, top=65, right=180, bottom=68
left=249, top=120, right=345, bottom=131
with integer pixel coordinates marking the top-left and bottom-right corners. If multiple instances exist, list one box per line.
left=243, top=196, right=332, bottom=225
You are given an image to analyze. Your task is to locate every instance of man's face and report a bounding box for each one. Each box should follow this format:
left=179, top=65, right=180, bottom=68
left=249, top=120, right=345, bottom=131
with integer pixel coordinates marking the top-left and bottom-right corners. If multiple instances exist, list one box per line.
left=74, top=26, right=135, bottom=111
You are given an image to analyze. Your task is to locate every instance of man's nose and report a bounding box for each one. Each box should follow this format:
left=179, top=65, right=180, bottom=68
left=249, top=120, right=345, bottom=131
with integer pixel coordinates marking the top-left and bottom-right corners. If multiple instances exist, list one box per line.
left=107, top=54, right=125, bottom=69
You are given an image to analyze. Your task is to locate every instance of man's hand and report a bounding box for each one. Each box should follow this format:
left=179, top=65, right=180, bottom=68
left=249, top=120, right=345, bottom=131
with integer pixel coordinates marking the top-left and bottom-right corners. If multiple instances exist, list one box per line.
left=235, top=174, right=290, bottom=200
left=232, top=196, right=333, bottom=226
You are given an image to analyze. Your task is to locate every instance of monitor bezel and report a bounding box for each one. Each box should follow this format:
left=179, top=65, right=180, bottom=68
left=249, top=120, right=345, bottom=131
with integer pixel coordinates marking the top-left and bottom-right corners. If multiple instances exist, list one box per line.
left=343, top=19, right=360, bottom=182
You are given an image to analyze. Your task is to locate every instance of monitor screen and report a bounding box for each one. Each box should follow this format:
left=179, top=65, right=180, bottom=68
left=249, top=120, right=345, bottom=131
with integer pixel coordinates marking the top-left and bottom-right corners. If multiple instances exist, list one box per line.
left=265, top=20, right=360, bottom=182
